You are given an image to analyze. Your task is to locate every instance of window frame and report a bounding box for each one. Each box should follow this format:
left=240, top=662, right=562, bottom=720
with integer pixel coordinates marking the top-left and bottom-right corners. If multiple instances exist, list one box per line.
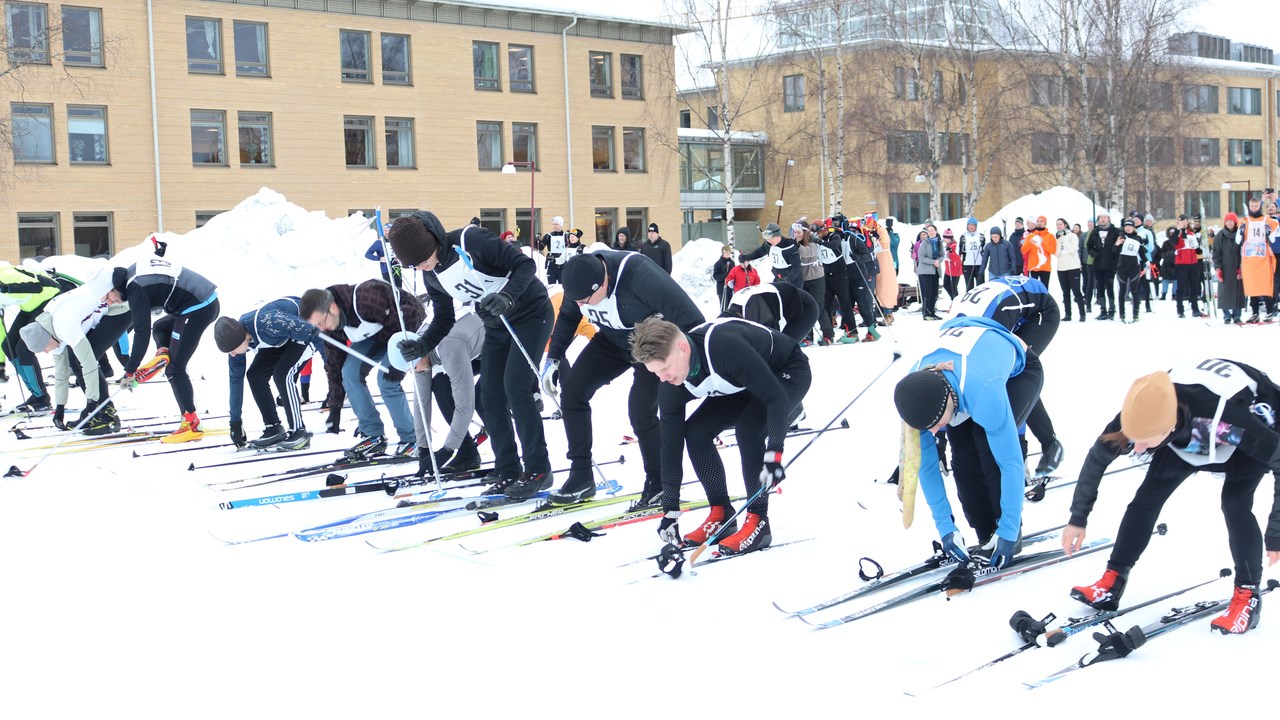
left=340, top=29, right=372, bottom=83
left=11, top=102, right=56, bottom=164
left=233, top=20, right=270, bottom=78
left=344, top=115, right=375, bottom=168
left=385, top=116, right=416, bottom=169
left=1182, top=137, right=1220, bottom=166
left=67, top=104, right=109, bottom=165
left=190, top=109, right=227, bottom=166
left=592, top=126, right=616, bottom=172
left=1227, top=86, right=1262, bottom=116
left=186, top=16, right=223, bottom=74
left=888, top=193, right=929, bottom=224
left=622, top=127, right=645, bottom=173
left=195, top=211, right=225, bottom=229
left=72, top=212, right=113, bottom=257
left=620, top=53, right=643, bottom=100
left=7, top=1, right=49, bottom=65
left=515, top=208, right=540, bottom=246
left=625, top=208, right=648, bottom=240
left=1182, top=84, right=1218, bottom=114
left=783, top=74, right=805, bottom=112
left=594, top=207, right=618, bottom=244
left=381, top=32, right=411, bottom=86
left=589, top=50, right=613, bottom=98
left=476, top=120, right=503, bottom=170
left=1228, top=138, right=1262, bottom=167
left=237, top=111, right=273, bottom=167
left=17, top=212, right=60, bottom=258
left=473, top=41, right=500, bottom=91
left=1183, top=191, right=1221, bottom=218
left=479, top=208, right=506, bottom=236
left=62, top=5, right=104, bottom=68
left=512, top=122, right=538, bottom=169
left=509, top=44, right=535, bottom=93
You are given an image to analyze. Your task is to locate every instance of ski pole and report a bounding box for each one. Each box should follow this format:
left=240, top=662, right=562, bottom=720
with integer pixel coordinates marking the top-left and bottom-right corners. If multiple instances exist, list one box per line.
left=5, top=381, right=135, bottom=477
left=849, top=251, right=896, bottom=345
left=687, top=350, right=904, bottom=566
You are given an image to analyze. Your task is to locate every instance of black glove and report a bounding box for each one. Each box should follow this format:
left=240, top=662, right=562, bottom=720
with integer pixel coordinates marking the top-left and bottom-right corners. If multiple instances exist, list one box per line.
left=397, top=335, right=429, bottom=363
left=478, top=292, right=514, bottom=318
left=760, top=452, right=785, bottom=491
left=434, top=447, right=454, bottom=468
left=52, top=405, right=67, bottom=431
left=230, top=420, right=247, bottom=448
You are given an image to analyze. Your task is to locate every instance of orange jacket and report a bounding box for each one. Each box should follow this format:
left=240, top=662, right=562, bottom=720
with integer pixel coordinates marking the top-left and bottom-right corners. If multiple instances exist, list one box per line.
left=1238, top=215, right=1278, bottom=297
left=1021, top=229, right=1056, bottom=273
left=547, top=290, right=597, bottom=352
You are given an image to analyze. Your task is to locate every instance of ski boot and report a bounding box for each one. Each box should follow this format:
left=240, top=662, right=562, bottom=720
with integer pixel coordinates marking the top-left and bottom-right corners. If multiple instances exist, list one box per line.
left=482, top=469, right=520, bottom=496
left=717, top=512, right=771, bottom=555
left=505, top=470, right=552, bottom=500
left=548, top=469, right=596, bottom=505
left=16, top=395, right=52, bottom=414
left=162, top=412, right=204, bottom=444
left=630, top=474, right=663, bottom=510
left=82, top=403, right=119, bottom=436
left=392, top=441, right=417, bottom=458
left=249, top=424, right=286, bottom=449
left=278, top=428, right=311, bottom=451
left=682, top=505, right=736, bottom=547
left=1210, top=583, right=1262, bottom=634
left=1034, top=439, right=1064, bottom=477
left=345, top=434, right=387, bottom=461
left=442, top=439, right=482, bottom=473
left=1071, top=567, right=1128, bottom=611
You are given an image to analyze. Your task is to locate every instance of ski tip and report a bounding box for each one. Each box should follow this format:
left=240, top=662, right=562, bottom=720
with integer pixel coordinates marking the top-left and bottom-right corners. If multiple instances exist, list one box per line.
left=771, top=601, right=798, bottom=616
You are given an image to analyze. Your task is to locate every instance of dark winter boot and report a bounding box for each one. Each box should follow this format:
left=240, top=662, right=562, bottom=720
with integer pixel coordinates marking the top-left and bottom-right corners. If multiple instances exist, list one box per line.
left=1034, top=439, right=1063, bottom=477
left=633, top=474, right=663, bottom=509
left=549, top=469, right=596, bottom=505
left=345, top=434, right=387, bottom=461
left=16, top=394, right=52, bottom=414
left=717, top=512, right=772, bottom=555
left=82, top=403, right=118, bottom=436
left=250, top=424, right=286, bottom=449
left=416, top=447, right=453, bottom=478
left=482, top=469, right=520, bottom=496
left=682, top=505, right=737, bottom=546
left=1071, top=567, right=1128, bottom=611
left=442, top=438, right=481, bottom=473
left=1210, top=583, right=1262, bottom=634
left=301, top=383, right=311, bottom=403
left=278, top=428, right=311, bottom=451
left=505, top=470, right=552, bottom=500
left=1248, top=312, right=1261, bottom=324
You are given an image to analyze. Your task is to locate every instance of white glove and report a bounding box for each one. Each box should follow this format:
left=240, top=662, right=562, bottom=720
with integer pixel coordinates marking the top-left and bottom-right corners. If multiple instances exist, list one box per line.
left=540, top=358, right=561, bottom=400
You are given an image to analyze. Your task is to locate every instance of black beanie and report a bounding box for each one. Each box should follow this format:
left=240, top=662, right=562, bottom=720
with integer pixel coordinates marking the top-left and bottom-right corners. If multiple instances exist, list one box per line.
left=894, top=370, right=952, bottom=430
left=387, top=216, right=439, bottom=267
left=561, top=253, right=607, bottom=301
left=111, top=266, right=129, bottom=295
left=214, top=316, right=249, bottom=353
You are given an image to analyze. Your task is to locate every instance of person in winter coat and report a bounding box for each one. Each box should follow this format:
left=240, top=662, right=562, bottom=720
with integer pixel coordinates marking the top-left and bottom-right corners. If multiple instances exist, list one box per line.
left=1009, top=217, right=1027, bottom=275
left=366, top=237, right=403, bottom=288
left=1021, top=216, right=1056, bottom=285
left=639, top=223, right=673, bottom=274
left=614, top=227, right=636, bottom=253
left=1238, top=197, right=1278, bottom=322
left=959, top=217, right=985, bottom=290
left=540, top=216, right=572, bottom=285
left=1157, top=229, right=1179, bottom=300
left=725, top=257, right=760, bottom=295
left=885, top=218, right=902, bottom=273
left=981, top=226, right=1018, bottom=279
left=1086, top=214, right=1121, bottom=320
left=741, top=222, right=802, bottom=286
left=817, top=221, right=856, bottom=343
left=915, top=225, right=942, bottom=320
left=1054, top=218, right=1085, bottom=321
left=1214, top=213, right=1246, bottom=324
left=869, top=217, right=899, bottom=326
left=941, top=229, right=963, bottom=304
left=1172, top=214, right=1205, bottom=318
left=0, top=262, right=76, bottom=412
left=796, top=230, right=829, bottom=343
left=1064, top=361, right=1280, bottom=634
left=1139, top=214, right=1159, bottom=304
left=842, top=218, right=882, bottom=339
left=712, top=244, right=736, bottom=313
left=1115, top=218, right=1150, bottom=322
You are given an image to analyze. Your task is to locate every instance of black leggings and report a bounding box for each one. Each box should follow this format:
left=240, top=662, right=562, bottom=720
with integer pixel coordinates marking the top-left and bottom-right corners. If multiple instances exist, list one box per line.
left=847, top=264, right=878, bottom=327
left=677, top=354, right=811, bottom=515
left=1056, top=269, right=1084, bottom=317
left=69, top=312, right=133, bottom=406
left=1116, top=266, right=1142, bottom=314
left=947, top=352, right=1044, bottom=541
left=561, top=337, right=660, bottom=481
left=1106, top=448, right=1266, bottom=585
left=942, top=274, right=960, bottom=302
left=479, top=304, right=553, bottom=475
left=919, top=274, right=939, bottom=317
left=151, top=300, right=219, bottom=414
left=1175, top=264, right=1201, bottom=315
left=246, top=342, right=307, bottom=430
left=1094, top=268, right=1116, bottom=312
left=963, top=266, right=983, bottom=292
left=803, top=277, right=831, bottom=341
left=822, top=270, right=854, bottom=339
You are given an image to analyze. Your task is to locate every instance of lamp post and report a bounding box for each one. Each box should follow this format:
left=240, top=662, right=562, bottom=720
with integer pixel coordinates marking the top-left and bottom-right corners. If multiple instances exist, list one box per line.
left=775, top=158, right=795, bottom=225
left=502, top=161, right=536, bottom=245
left=1222, top=179, right=1252, bottom=216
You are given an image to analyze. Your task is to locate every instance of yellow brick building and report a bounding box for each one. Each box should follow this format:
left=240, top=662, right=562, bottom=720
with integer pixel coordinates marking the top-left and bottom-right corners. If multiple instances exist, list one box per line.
left=1, top=0, right=683, bottom=261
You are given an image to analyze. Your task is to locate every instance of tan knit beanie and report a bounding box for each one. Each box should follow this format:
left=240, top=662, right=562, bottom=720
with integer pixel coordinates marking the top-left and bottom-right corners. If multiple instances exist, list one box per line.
left=1120, top=371, right=1177, bottom=439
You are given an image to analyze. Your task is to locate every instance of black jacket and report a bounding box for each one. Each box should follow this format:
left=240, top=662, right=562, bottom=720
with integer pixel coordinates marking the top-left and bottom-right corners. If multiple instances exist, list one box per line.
left=1086, top=224, right=1122, bottom=271
left=639, top=237, right=673, bottom=273
left=741, top=237, right=803, bottom=286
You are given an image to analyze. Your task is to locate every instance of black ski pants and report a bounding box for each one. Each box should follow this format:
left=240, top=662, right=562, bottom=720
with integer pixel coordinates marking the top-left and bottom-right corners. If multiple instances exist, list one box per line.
left=69, top=312, right=133, bottom=407
left=1014, top=306, right=1059, bottom=450
left=1116, top=266, right=1142, bottom=317
left=246, top=341, right=308, bottom=431
left=963, top=265, right=984, bottom=292
left=803, top=277, right=831, bottom=341
left=942, top=274, right=961, bottom=303
left=1249, top=295, right=1276, bottom=314
left=847, top=264, right=879, bottom=328
left=561, top=335, right=660, bottom=483
left=479, top=304, right=553, bottom=475
left=919, top=274, right=939, bottom=317
left=151, top=300, right=219, bottom=414
left=1094, top=268, right=1116, bottom=313
left=1082, top=265, right=1096, bottom=308
left=822, top=269, right=854, bottom=339
left=948, top=352, right=1043, bottom=542
left=1106, top=449, right=1266, bottom=585
left=1056, top=269, right=1084, bottom=319
left=677, top=351, right=811, bottom=516
left=1174, top=264, right=1201, bottom=315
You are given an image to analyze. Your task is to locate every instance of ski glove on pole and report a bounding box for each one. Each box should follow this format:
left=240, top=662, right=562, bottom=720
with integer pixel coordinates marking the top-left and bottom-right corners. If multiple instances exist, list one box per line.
left=396, top=335, right=429, bottom=363
left=478, top=292, right=514, bottom=317
left=540, top=359, right=561, bottom=400
left=230, top=420, right=247, bottom=448
left=761, top=452, right=786, bottom=490
left=941, top=532, right=970, bottom=564
left=657, top=511, right=682, bottom=545
left=984, top=535, right=1018, bottom=569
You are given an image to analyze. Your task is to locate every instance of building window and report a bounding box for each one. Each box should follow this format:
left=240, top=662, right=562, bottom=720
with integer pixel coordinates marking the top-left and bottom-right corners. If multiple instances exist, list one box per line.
left=594, top=208, right=617, bottom=244
left=1031, top=131, right=1063, bottom=164
left=186, top=17, right=222, bottom=74
left=1228, top=87, right=1261, bottom=115
left=1128, top=191, right=1175, bottom=219
left=474, top=41, right=499, bottom=90
left=6, top=2, right=48, bottom=64
left=592, top=126, right=615, bottom=171
left=621, top=53, right=643, bottom=99
left=887, top=130, right=926, bottom=164
left=679, top=109, right=691, bottom=129
left=707, top=106, right=719, bottom=131
left=939, top=193, right=964, bottom=221
left=1183, top=137, right=1219, bottom=166
left=1228, top=139, right=1262, bottom=166
left=340, top=29, right=370, bottom=82
left=783, top=74, right=805, bottom=112
left=516, top=208, right=540, bottom=246
left=589, top=51, right=612, bottom=97
left=1139, top=136, right=1175, bottom=166
left=72, top=212, right=112, bottom=257
left=623, top=128, right=645, bottom=172
left=938, top=132, right=965, bottom=165
left=1227, top=191, right=1252, bottom=216
left=234, top=21, right=269, bottom=77
left=479, top=208, right=506, bottom=236
left=385, top=117, right=415, bottom=168
left=382, top=33, right=410, bottom=85
left=476, top=121, right=502, bottom=170
left=889, top=193, right=929, bottom=224
left=67, top=105, right=108, bottom=164
left=190, top=110, right=226, bottom=165
left=343, top=115, right=374, bottom=167
left=1183, top=191, right=1220, bottom=218
left=195, top=211, right=224, bottom=228
left=11, top=103, right=54, bottom=164
left=626, top=208, right=648, bottom=240
left=1139, top=81, right=1173, bottom=112
left=509, top=44, right=534, bottom=92
left=1182, top=84, right=1218, bottom=113
left=1029, top=74, right=1062, bottom=106
left=62, top=6, right=103, bottom=67
left=17, top=213, right=59, bottom=258
left=732, top=146, right=762, bottom=190
left=238, top=111, right=272, bottom=166
left=894, top=66, right=918, bottom=101
left=512, top=122, right=537, bottom=167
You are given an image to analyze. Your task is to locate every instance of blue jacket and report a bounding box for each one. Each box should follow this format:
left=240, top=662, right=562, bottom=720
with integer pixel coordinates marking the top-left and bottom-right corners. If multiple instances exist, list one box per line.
left=915, top=316, right=1027, bottom=543
left=981, top=240, right=1019, bottom=278
left=229, top=297, right=323, bottom=422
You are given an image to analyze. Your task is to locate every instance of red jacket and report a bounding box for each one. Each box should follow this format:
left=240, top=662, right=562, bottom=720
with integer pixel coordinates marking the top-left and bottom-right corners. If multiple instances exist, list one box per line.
left=1174, top=229, right=1201, bottom=265
left=726, top=264, right=760, bottom=292
left=943, top=240, right=963, bottom=276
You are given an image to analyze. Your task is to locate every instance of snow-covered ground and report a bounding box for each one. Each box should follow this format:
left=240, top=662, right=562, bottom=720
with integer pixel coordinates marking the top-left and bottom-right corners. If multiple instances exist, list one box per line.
left=1, top=191, right=1274, bottom=717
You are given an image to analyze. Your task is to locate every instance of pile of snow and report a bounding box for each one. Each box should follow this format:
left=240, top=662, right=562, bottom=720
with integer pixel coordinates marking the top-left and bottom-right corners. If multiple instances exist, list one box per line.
left=672, top=236, right=773, bottom=315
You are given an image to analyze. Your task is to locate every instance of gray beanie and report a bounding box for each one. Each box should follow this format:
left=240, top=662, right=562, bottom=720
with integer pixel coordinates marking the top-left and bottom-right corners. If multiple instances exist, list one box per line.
left=763, top=223, right=782, bottom=238
left=20, top=320, right=54, bottom=353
